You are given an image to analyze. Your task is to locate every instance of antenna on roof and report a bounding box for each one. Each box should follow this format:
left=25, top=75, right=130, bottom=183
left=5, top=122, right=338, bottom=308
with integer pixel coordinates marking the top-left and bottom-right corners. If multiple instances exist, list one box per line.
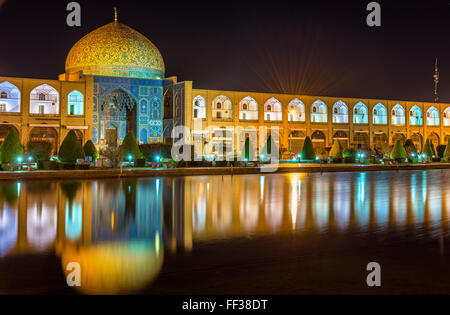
left=434, top=58, right=439, bottom=102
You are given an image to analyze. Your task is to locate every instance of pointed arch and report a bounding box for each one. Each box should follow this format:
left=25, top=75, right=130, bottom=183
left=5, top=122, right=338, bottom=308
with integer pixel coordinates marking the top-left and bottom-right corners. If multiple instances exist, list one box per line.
left=409, top=105, right=423, bottom=125
left=212, top=95, right=232, bottom=120
left=288, top=98, right=305, bottom=122
left=264, top=97, right=282, bottom=121
left=0, top=81, right=21, bottom=113
left=193, top=95, right=206, bottom=119
left=332, top=100, right=348, bottom=123
left=426, top=106, right=440, bottom=126
left=373, top=103, right=387, bottom=125
left=353, top=102, right=368, bottom=124
left=391, top=104, right=405, bottom=125
left=443, top=107, right=450, bottom=126
left=239, top=96, right=258, bottom=120
left=311, top=100, right=327, bottom=123
left=30, top=84, right=59, bottom=115
left=68, top=90, right=84, bottom=115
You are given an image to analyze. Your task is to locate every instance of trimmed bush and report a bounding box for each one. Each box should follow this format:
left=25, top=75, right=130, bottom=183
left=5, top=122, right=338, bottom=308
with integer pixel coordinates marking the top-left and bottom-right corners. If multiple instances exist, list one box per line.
left=390, top=140, right=407, bottom=161
left=329, top=141, right=343, bottom=160
left=423, top=139, right=434, bottom=158
left=300, top=136, right=315, bottom=160
left=242, top=137, right=256, bottom=161
left=437, top=145, right=446, bottom=159
left=443, top=139, right=450, bottom=161
left=83, top=140, right=99, bottom=161
left=58, top=130, right=85, bottom=163
left=343, top=148, right=357, bottom=163
left=261, top=135, right=280, bottom=160
left=404, top=139, right=417, bottom=159
left=27, top=141, right=52, bottom=161
left=0, top=129, right=23, bottom=163
left=140, top=143, right=172, bottom=162
left=430, top=140, right=437, bottom=156
left=120, top=132, right=141, bottom=161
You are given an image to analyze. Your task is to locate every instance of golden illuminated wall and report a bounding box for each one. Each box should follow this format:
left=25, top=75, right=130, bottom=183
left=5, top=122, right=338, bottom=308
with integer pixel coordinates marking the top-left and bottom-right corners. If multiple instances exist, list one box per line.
left=0, top=75, right=94, bottom=149
left=186, top=87, right=450, bottom=150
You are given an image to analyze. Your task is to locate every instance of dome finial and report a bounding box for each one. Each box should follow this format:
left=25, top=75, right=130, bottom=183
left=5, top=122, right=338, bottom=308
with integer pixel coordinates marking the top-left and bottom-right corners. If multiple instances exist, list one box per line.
left=114, top=7, right=118, bottom=22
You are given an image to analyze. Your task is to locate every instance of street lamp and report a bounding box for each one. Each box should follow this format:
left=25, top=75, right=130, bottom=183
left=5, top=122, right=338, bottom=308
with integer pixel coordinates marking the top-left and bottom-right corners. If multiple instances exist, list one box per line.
left=127, top=155, right=133, bottom=166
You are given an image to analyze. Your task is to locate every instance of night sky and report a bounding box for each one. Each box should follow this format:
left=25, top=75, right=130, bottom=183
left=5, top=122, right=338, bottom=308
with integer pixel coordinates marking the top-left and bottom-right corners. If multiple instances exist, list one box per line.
left=1, top=0, right=450, bottom=102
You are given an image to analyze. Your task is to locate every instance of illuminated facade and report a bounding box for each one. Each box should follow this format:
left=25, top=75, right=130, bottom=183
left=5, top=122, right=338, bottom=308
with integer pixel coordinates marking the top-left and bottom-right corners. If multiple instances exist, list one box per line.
left=1, top=16, right=450, bottom=155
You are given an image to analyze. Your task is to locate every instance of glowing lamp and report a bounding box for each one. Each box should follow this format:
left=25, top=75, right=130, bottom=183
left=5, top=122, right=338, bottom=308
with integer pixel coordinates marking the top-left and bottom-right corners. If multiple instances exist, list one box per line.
left=127, top=155, right=133, bottom=161
left=17, top=157, right=23, bottom=163
left=28, top=156, right=33, bottom=162
left=155, top=155, right=161, bottom=162
left=316, top=157, right=319, bottom=161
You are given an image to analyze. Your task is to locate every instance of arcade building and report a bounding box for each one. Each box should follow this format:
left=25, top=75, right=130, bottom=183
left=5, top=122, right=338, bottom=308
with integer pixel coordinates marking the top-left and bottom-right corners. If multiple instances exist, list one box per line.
left=1, top=16, right=450, bottom=156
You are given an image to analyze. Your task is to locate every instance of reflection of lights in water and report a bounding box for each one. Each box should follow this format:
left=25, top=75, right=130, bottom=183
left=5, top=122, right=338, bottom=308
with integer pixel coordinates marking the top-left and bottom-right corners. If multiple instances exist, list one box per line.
left=156, top=179, right=160, bottom=195
left=260, top=176, right=265, bottom=202
left=239, top=178, right=259, bottom=231
left=355, top=173, right=370, bottom=227
left=111, top=211, right=115, bottom=231
left=192, top=182, right=206, bottom=233
left=334, top=175, right=350, bottom=229
left=313, top=179, right=328, bottom=230
left=65, top=202, right=82, bottom=241
left=0, top=208, right=18, bottom=256
left=289, top=175, right=301, bottom=229
left=17, top=183, right=21, bottom=197
left=27, top=204, right=57, bottom=250
left=62, top=240, right=164, bottom=295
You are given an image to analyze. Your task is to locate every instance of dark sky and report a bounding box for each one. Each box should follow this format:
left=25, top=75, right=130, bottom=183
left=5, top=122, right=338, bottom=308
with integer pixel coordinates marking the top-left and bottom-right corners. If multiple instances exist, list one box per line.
left=1, top=0, right=450, bottom=102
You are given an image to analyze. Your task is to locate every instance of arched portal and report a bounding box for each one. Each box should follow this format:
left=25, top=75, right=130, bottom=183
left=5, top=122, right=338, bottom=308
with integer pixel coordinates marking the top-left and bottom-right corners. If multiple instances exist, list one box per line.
left=333, top=130, right=348, bottom=149
left=29, top=127, right=58, bottom=154
left=411, top=133, right=423, bottom=152
left=373, top=132, right=388, bottom=150
left=392, top=133, right=406, bottom=145
left=428, top=132, right=440, bottom=147
left=354, top=132, right=369, bottom=149
left=311, top=130, right=326, bottom=151
left=101, top=89, right=137, bottom=145
left=0, top=125, right=19, bottom=143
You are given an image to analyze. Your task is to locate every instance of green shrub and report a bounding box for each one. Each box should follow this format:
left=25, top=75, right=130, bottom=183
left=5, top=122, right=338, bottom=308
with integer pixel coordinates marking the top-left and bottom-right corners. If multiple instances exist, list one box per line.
left=83, top=140, right=99, bottom=161
left=329, top=141, right=343, bottom=160
left=0, top=129, right=23, bottom=163
left=27, top=141, right=52, bottom=161
left=300, top=136, right=315, bottom=160
left=430, top=140, right=437, bottom=156
left=261, top=135, right=280, bottom=160
left=120, top=132, right=141, bottom=161
left=423, top=139, right=434, bottom=158
left=241, top=137, right=256, bottom=161
left=390, top=140, right=407, bottom=161
left=139, top=143, right=172, bottom=162
left=443, top=139, right=450, bottom=161
left=58, top=130, right=85, bottom=163
left=404, top=139, right=417, bottom=160
left=437, top=145, right=446, bottom=159
left=343, top=148, right=356, bottom=163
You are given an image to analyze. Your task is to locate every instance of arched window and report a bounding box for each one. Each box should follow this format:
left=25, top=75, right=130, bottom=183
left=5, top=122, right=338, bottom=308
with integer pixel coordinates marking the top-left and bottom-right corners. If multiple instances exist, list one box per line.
left=373, top=103, right=387, bottom=125
left=264, top=97, right=282, bottom=121
left=0, top=81, right=21, bottom=113
left=332, top=100, right=348, bottom=123
left=212, top=95, right=232, bottom=120
left=391, top=104, right=405, bottom=125
left=30, top=84, right=59, bottom=115
left=353, top=102, right=368, bottom=124
left=444, top=107, right=450, bottom=126
left=67, top=90, right=84, bottom=115
left=311, top=100, right=327, bottom=123
left=409, top=105, right=423, bottom=125
left=193, top=95, right=206, bottom=119
left=288, top=98, right=305, bottom=122
left=427, top=106, right=440, bottom=126
left=239, top=96, right=258, bottom=120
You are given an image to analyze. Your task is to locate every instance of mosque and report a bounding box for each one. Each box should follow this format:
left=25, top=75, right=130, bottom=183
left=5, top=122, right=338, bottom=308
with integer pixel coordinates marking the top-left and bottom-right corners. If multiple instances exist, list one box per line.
left=1, top=13, right=450, bottom=157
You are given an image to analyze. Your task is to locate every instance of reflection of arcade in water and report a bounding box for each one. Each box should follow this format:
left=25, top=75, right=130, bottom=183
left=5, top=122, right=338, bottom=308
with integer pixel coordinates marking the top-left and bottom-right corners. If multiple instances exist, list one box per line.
left=0, top=179, right=163, bottom=294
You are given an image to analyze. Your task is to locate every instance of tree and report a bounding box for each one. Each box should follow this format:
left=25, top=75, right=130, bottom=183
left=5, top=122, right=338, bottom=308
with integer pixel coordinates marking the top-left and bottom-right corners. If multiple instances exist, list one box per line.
left=0, top=129, right=24, bottom=163
left=83, top=140, right=99, bottom=161
left=423, top=139, right=434, bottom=158
left=120, top=132, right=141, bottom=161
left=261, top=135, right=279, bottom=160
left=58, top=130, right=85, bottom=163
left=430, top=140, right=437, bottom=156
left=101, top=146, right=123, bottom=168
left=403, top=139, right=417, bottom=159
left=329, top=141, right=343, bottom=159
left=27, top=141, right=53, bottom=161
left=390, top=140, right=407, bottom=161
left=443, top=139, right=450, bottom=161
left=343, top=148, right=357, bottom=163
left=300, top=136, right=315, bottom=160
left=241, top=137, right=256, bottom=161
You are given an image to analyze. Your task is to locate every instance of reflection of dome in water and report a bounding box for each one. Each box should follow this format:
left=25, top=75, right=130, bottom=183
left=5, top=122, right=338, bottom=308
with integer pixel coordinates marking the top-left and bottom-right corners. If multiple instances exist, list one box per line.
left=62, top=238, right=163, bottom=295
left=65, top=21, right=165, bottom=79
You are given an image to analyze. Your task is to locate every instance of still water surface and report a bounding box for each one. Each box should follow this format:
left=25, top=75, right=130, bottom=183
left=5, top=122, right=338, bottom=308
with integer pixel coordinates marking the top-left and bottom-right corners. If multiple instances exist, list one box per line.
left=1, top=170, right=450, bottom=294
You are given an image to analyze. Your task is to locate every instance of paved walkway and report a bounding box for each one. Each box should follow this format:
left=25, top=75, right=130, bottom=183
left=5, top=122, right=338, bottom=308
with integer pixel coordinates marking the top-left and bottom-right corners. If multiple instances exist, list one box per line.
left=0, top=162, right=450, bottom=181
